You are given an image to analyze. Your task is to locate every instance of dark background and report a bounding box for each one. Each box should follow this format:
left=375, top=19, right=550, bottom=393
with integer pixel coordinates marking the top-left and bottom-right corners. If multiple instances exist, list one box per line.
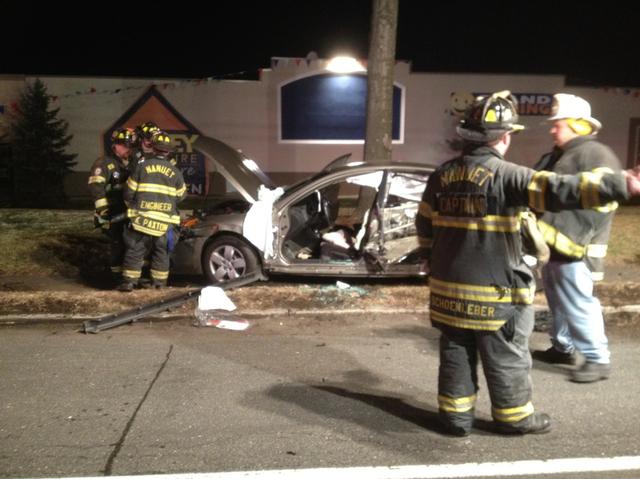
left=3, top=1, right=637, bottom=86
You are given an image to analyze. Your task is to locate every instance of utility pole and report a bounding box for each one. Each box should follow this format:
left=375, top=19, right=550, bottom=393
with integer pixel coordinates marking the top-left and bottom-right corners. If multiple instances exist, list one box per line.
left=364, top=0, right=399, bottom=164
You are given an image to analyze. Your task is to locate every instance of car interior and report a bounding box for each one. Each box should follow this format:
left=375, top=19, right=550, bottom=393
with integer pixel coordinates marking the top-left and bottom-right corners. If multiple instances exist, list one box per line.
left=281, top=171, right=428, bottom=266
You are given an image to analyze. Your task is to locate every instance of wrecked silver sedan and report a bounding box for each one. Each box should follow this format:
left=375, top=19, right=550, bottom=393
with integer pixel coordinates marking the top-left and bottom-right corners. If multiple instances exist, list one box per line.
left=171, top=136, right=435, bottom=284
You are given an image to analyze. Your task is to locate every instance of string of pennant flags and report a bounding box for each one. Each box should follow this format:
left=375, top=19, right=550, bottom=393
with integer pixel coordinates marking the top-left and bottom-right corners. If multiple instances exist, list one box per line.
left=46, top=69, right=262, bottom=102
left=18, top=59, right=640, bottom=103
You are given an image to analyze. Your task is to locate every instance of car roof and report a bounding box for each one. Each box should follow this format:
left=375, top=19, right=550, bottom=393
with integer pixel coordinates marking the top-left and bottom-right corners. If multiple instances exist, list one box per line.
left=195, top=134, right=436, bottom=202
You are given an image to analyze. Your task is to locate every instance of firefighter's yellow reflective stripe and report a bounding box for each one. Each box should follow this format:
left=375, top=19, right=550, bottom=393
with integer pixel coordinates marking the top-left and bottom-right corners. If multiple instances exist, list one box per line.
left=110, top=266, right=122, bottom=273
left=418, top=201, right=433, bottom=219
left=430, top=309, right=506, bottom=330
left=128, top=209, right=180, bottom=225
left=95, top=198, right=108, bottom=209
left=150, top=269, right=169, bottom=280
left=432, top=214, right=519, bottom=233
left=528, top=171, right=553, bottom=211
left=591, top=271, right=604, bottom=281
left=438, top=394, right=477, bottom=413
left=176, top=184, right=187, bottom=197
left=127, top=177, right=139, bottom=190
left=580, top=171, right=604, bottom=209
left=88, top=175, right=106, bottom=184
left=122, top=269, right=141, bottom=279
left=492, top=401, right=534, bottom=423
left=418, top=236, right=433, bottom=248
left=592, top=167, right=615, bottom=174
left=430, top=278, right=534, bottom=304
left=586, top=243, right=608, bottom=258
left=593, top=201, right=618, bottom=213
left=537, top=221, right=585, bottom=258
left=136, top=183, right=184, bottom=197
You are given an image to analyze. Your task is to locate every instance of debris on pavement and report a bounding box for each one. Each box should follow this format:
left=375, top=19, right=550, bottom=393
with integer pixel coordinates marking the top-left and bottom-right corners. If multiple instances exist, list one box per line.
left=194, top=286, right=250, bottom=331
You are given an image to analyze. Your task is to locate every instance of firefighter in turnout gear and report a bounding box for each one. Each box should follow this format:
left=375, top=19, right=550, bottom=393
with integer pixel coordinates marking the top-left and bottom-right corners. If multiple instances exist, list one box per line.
left=415, top=91, right=640, bottom=437
left=132, top=121, right=178, bottom=167
left=119, top=131, right=187, bottom=291
left=131, top=121, right=161, bottom=167
left=87, top=127, right=137, bottom=281
left=532, top=94, right=621, bottom=383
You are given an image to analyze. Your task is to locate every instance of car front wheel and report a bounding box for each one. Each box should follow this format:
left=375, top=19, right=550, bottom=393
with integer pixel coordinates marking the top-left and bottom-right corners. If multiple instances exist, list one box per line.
left=201, top=235, right=260, bottom=284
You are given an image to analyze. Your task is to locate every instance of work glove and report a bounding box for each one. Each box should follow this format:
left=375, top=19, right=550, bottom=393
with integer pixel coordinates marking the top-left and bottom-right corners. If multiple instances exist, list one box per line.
left=94, top=209, right=110, bottom=230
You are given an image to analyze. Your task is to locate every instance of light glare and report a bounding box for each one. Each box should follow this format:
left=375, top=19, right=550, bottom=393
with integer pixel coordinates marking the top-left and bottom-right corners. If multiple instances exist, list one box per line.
left=326, top=56, right=366, bottom=73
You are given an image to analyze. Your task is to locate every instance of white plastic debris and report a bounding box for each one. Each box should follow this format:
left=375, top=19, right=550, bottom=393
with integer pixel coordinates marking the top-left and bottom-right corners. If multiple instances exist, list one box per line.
left=336, top=280, right=350, bottom=289
left=194, top=287, right=249, bottom=330
left=197, top=286, right=236, bottom=311
left=202, top=318, right=250, bottom=330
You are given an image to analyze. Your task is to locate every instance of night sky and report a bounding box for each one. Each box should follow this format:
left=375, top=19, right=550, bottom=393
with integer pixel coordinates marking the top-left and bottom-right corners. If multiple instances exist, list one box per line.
left=4, top=1, right=638, bottom=87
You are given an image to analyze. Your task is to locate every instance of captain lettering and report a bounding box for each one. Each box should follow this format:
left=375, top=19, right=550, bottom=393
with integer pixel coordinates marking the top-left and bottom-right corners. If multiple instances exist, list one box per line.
left=437, top=193, right=487, bottom=217
left=145, top=164, right=176, bottom=178
left=440, top=165, right=493, bottom=187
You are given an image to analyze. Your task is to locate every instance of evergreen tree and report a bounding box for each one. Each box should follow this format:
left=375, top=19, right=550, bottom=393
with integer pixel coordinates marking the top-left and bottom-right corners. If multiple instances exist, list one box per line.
left=8, top=78, right=77, bottom=207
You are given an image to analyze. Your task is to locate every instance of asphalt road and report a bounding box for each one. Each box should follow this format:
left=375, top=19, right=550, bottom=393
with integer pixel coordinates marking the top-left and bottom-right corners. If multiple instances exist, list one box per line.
left=1, top=314, right=639, bottom=479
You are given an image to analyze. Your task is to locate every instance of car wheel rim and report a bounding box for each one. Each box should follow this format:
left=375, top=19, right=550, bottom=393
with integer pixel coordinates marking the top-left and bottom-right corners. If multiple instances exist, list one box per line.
left=209, top=245, right=247, bottom=281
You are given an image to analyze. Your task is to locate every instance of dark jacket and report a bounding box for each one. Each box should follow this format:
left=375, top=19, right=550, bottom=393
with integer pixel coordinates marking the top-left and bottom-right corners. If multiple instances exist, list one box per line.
left=534, top=136, right=622, bottom=281
left=87, top=155, right=130, bottom=217
left=416, top=144, right=628, bottom=331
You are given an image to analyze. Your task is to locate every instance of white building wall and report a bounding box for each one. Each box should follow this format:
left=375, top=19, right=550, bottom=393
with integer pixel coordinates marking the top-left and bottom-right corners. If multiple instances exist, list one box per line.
left=2, top=62, right=639, bottom=192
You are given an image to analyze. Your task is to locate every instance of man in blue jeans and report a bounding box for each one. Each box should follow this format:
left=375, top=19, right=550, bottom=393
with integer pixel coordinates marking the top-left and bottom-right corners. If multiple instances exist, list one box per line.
left=533, top=93, right=620, bottom=383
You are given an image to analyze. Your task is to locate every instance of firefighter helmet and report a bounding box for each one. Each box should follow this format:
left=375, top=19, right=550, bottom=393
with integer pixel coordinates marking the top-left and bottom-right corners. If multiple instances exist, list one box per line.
left=547, top=93, right=601, bottom=133
left=111, top=127, right=137, bottom=148
left=456, top=90, right=525, bottom=142
left=150, top=131, right=174, bottom=153
left=136, top=121, right=161, bottom=140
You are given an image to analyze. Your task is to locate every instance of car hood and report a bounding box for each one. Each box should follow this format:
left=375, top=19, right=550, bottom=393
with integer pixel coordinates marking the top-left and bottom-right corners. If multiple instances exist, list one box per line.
left=194, top=136, right=275, bottom=203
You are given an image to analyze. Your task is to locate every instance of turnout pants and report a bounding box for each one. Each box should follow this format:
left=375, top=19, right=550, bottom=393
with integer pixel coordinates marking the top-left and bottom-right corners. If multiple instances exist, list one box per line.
left=104, top=221, right=125, bottom=275
left=435, top=306, right=535, bottom=433
left=122, top=227, right=170, bottom=284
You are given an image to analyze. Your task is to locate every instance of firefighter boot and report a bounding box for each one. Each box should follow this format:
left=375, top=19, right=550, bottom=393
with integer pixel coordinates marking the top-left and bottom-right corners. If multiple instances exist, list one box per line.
left=532, top=347, right=577, bottom=365
left=117, top=280, right=134, bottom=292
left=570, top=361, right=611, bottom=383
left=152, top=279, right=167, bottom=289
left=439, top=411, right=472, bottom=437
left=494, top=413, right=551, bottom=435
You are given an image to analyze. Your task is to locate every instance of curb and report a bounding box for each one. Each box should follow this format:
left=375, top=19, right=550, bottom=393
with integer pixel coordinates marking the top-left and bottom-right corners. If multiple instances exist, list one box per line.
left=1, top=304, right=640, bottom=326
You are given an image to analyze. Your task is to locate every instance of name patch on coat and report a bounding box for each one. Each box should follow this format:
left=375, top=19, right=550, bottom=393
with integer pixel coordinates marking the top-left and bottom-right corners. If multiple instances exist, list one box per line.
left=437, top=193, right=489, bottom=217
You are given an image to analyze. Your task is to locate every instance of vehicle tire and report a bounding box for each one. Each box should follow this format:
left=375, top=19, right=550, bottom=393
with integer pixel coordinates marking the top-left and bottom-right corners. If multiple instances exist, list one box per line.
left=201, top=235, right=260, bottom=284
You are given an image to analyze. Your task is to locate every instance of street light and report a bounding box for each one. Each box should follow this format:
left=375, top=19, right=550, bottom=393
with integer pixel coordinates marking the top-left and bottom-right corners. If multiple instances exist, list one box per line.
left=326, top=56, right=366, bottom=73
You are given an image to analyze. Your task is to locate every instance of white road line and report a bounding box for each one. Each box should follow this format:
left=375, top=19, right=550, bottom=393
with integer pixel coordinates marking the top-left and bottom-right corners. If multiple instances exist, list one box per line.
left=40, top=455, right=640, bottom=479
